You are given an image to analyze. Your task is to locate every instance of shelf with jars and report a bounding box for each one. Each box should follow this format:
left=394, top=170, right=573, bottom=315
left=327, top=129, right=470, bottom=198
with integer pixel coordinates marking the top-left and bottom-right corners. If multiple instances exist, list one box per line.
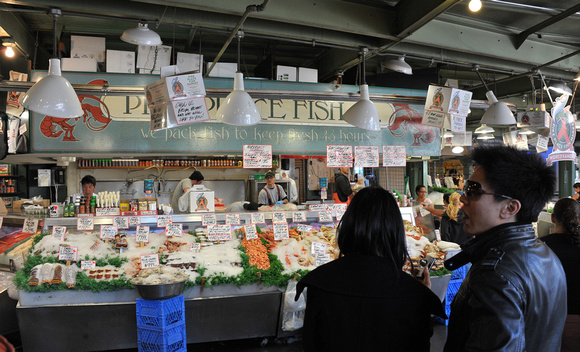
left=77, top=158, right=244, bottom=169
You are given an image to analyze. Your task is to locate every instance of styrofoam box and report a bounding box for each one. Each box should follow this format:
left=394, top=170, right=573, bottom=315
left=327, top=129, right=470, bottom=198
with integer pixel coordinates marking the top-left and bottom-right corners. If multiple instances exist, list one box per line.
left=61, top=58, right=97, bottom=72
left=137, top=45, right=172, bottom=70
left=298, top=67, right=318, bottom=83
left=176, top=52, right=203, bottom=73
left=106, top=50, right=135, bottom=73
left=276, top=65, right=297, bottom=81
left=70, top=36, right=106, bottom=63
left=206, top=62, right=237, bottom=78
left=138, top=68, right=160, bottom=75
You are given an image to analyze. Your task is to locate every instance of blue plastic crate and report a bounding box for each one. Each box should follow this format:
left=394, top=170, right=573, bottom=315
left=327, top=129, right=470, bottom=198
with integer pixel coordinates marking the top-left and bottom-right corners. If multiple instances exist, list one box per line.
left=450, top=263, right=471, bottom=281
left=136, top=296, right=185, bottom=331
left=138, top=324, right=187, bottom=352
left=446, top=280, right=462, bottom=303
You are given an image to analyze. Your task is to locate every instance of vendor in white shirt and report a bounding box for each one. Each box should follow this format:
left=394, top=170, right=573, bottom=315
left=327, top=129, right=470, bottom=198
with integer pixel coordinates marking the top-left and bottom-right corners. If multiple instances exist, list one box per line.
left=259, top=171, right=288, bottom=206
left=71, top=175, right=98, bottom=202
left=171, top=171, right=204, bottom=214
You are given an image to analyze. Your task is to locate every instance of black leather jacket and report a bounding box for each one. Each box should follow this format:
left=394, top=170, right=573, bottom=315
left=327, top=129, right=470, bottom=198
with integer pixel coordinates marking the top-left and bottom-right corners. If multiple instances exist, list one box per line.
left=444, top=223, right=567, bottom=352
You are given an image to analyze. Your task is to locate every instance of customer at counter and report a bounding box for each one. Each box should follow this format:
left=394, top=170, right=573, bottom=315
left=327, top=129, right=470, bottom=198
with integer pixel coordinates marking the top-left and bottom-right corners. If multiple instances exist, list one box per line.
left=573, top=183, right=580, bottom=201
left=296, top=186, right=445, bottom=351
left=333, top=167, right=352, bottom=205
left=71, top=175, right=98, bottom=202
left=171, top=171, right=204, bottom=213
left=440, top=192, right=470, bottom=245
left=259, top=171, right=288, bottom=206
left=444, top=145, right=566, bottom=352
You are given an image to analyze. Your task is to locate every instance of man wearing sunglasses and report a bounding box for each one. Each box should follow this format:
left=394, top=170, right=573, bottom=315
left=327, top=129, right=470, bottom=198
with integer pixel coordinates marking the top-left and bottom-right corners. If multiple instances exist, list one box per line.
left=444, top=146, right=566, bottom=352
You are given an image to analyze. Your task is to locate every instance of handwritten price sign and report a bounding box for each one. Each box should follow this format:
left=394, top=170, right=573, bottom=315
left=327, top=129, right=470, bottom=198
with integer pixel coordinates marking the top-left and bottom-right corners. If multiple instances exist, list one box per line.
left=22, top=218, right=39, bottom=234
left=157, top=215, right=173, bottom=228
left=318, top=211, right=333, bottom=223
left=383, top=145, right=407, bottom=167
left=58, top=246, right=78, bottom=261
left=77, top=217, right=94, bottom=230
left=292, top=211, right=307, bottom=222
left=113, top=217, right=129, bottom=229
left=129, top=216, right=141, bottom=226
left=225, top=213, right=241, bottom=225
left=190, top=242, right=201, bottom=252
left=166, top=223, right=183, bottom=237
left=297, top=224, right=313, bottom=233
left=81, top=260, right=96, bottom=270
left=100, top=225, right=118, bottom=239
left=202, top=214, right=217, bottom=226
left=207, top=224, right=232, bottom=241
left=243, top=145, right=272, bottom=168
left=273, top=223, right=289, bottom=240
left=172, top=96, right=210, bottom=125
left=136, top=225, right=149, bottom=243
left=244, top=224, right=258, bottom=240
left=272, top=212, right=287, bottom=223
left=251, top=212, right=265, bottom=224
left=140, top=254, right=160, bottom=269
left=52, top=226, right=67, bottom=241
left=354, top=145, right=379, bottom=167
left=326, top=145, right=353, bottom=168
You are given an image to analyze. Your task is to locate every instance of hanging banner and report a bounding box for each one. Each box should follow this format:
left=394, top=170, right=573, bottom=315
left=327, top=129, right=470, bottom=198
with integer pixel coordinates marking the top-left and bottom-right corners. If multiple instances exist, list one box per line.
left=547, top=95, right=577, bottom=165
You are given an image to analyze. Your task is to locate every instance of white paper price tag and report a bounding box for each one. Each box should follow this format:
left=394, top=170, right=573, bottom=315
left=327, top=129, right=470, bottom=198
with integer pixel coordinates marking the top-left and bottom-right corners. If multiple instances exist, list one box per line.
left=77, top=217, right=94, bottom=230
left=328, top=204, right=347, bottom=211
left=272, top=212, right=287, bottom=223
left=58, top=246, right=78, bottom=261
left=90, top=240, right=100, bottom=251
left=292, top=211, right=307, bottom=222
left=113, top=217, right=129, bottom=229
left=226, top=213, right=241, bottom=225
left=335, top=210, right=345, bottom=221
left=0, top=217, right=4, bottom=229
left=157, top=215, right=173, bottom=228
left=100, top=225, right=118, bottom=239
left=309, top=204, right=329, bottom=212
left=140, top=254, right=160, bottom=269
left=166, top=223, right=183, bottom=237
left=52, top=226, right=67, bottom=241
left=81, top=260, right=96, bottom=270
left=202, top=214, right=217, bottom=226
left=315, top=253, right=331, bottom=266
left=136, top=225, right=149, bottom=243
left=187, top=243, right=199, bottom=253
left=435, top=229, right=441, bottom=241
left=207, top=224, right=232, bottom=241
left=273, top=223, right=289, bottom=240
left=311, top=242, right=327, bottom=256
left=22, top=218, right=39, bottom=234
left=297, top=224, right=314, bottom=233
left=318, top=211, right=333, bottom=222
left=251, top=212, right=265, bottom=224
left=244, top=224, right=258, bottom=240
left=129, top=216, right=141, bottom=226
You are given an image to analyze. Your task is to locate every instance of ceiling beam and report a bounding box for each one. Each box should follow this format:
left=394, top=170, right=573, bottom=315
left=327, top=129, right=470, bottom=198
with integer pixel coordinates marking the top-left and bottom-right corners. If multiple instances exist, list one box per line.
left=513, top=3, right=580, bottom=49
left=395, top=0, right=462, bottom=37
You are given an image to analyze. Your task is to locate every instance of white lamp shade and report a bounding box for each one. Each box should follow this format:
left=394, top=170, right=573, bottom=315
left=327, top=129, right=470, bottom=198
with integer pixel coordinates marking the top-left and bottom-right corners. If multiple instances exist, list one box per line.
left=474, top=124, right=495, bottom=134
left=477, top=133, right=494, bottom=140
left=519, top=127, right=535, bottom=135
left=382, top=56, right=413, bottom=75
left=341, top=84, right=380, bottom=131
left=121, top=23, right=162, bottom=46
left=215, top=72, right=261, bottom=126
left=21, top=58, right=83, bottom=118
left=480, top=91, right=516, bottom=126
left=548, top=83, right=572, bottom=95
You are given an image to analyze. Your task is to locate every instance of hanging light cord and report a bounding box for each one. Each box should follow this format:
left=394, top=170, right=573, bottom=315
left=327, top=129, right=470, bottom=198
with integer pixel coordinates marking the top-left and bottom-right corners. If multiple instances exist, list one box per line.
left=236, top=30, right=243, bottom=73
left=474, top=66, right=490, bottom=92
left=361, top=47, right=367, bottom=86
left=50, top=8, right=60, bottom=59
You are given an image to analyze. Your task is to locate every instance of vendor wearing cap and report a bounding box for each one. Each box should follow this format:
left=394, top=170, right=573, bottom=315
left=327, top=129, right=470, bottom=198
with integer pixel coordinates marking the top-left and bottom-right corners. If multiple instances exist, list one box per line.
left=71, top=175, right=98, bottom=202
left=258, top=171, right=288, bottom=206
left=171, top=171, right=204, bottom=213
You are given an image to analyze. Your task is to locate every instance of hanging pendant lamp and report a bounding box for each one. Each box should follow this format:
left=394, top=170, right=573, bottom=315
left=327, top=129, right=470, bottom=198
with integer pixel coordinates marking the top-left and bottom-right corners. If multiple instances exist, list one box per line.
left=382, top=55, right=413, bottom=75
left=215, top=30, right=261, bottom=126
left=475, top=67, right=516, bottom=126
left=121, top=23, right=162, bottom=46
left=342, top=48, right=380, bottom=131
left=21, top=8, right=83, bottom=118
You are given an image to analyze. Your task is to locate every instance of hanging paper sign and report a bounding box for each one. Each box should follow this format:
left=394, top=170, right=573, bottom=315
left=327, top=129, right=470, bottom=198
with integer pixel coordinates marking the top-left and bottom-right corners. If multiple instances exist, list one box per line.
left=157, top=215, right=173, bottom=228
left=272, top=212, right=287, bottom=223
left=244, top=224, right=258, bottom=240
left=225, top=213, right=241, bottom=225
left=207, top=224, right=232, bottom=241
left=536, top=135, right=549, bottom=152
left=273, top=222, right=289, bottom=240
left=311, top=242, right=327, bottom=256
left=251, top=212, right=265, bottom=224
left=129, top=216, right=141, bottom=226
left=318, top=211, right=333, bottom=222
left=297, top=224, right=314, bottom=233
left=140, top=253, right=160, bottom=269
left=243, top=145, right=272, bottom=168
left=190, top=242, right=201, bottom=252
left=202, top=214, right=217, bottom=226
left=326, top=145, right=353, bottom=167
left=452, top=131, right=473, bottom=146
left=383, top=145, right=406, bottom=167
left=548, top=97, right=577, bottom=165
left=150, top=102, right=169, bottom=131
left=450, top=114, right=466, bottom=132
left=136, top=225, right=149, bottom=243
left=423, top=109, right=446, bottom=128
left=58, top=246, right=78, bottom=261
left=292, top=211, right=307, bottom=222
left=113, top=217, right=129, bottom=229
left=166, top=223, right=183, bottom=237
left=22, top=218, right=39, bottom=234
left=172, top=96, right=210, bottom=125
left=81, top=260, right=96, bottom=270
left=354, top=146, right=379, bottom=167
left=100, top=225, right=118, bottom=239
left=423, top=85, right=472, bottom=127
left=315, top=253, right=331, bottom=266
left=77, top=217, right=94, bottom=230
left=335, top=210, right=345, bottom=221
left=52, top=226, right=67, bottom=241
left=502, top=131, right=529, bottom=151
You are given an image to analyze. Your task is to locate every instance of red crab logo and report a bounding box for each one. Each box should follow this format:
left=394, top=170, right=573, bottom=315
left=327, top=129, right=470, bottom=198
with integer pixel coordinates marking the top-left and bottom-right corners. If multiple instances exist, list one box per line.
left=387, top=104, right=436, bottom=146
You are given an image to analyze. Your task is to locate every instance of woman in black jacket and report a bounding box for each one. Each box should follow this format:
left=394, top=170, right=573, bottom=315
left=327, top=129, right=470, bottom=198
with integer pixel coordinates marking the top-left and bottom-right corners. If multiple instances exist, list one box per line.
left=440, top=192, right=472, bottom=245
left=296, top=186, right=445, bottom=351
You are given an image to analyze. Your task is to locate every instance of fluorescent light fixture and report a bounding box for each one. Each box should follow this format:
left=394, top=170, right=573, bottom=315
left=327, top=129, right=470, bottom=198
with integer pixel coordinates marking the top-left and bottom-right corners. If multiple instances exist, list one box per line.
left=575, top=72, right=580, bottom=82
left=382, top=56, right=413, bottom=75
left=519, top=127, right=535, bottom=135
left=452, top=146, right=464, bottom=154
left=121, top=23, right=162, bottom=46
left=548, top=82, right=572, bottom=95
left=443, top=130, right=454, bottom=138
left=474, top=124, right=495, bottom=134
left=477, top=133, right=494, bottom=140
left=480, top=91, right=516, bottom=126
left=342, top=84, right=380, bottom=131
left=215, top=72, right=261, bottom=126
left=469, top=0, right=482, bottom=12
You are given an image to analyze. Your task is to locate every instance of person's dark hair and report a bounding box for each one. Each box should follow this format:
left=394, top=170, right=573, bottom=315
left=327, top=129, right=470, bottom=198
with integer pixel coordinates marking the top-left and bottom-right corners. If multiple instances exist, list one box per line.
left=443, top=193, right=451, bottom=204
left=574, top=183, right=580, bottom=189
left=81, top=175, right=96, bottom=186
left=189, top=171, right=204, bottom=181
left=552, top=198, right=580, bottom=245
left=415, top=185, right=426, bottom=195
left=337, top=186, right=408, bottom=272
left=470, top=145, right=555, bottom=223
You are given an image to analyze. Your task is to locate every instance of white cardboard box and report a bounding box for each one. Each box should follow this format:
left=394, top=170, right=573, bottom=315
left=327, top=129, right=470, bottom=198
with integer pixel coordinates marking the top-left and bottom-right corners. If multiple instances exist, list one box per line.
left=137, top=45, right=172, bottom=71
left=298, top=67, right=318, bottom=83
left=176, top=52, right=203, bottom=73
left=106, top=50, right=135, bottom=73
left=70, top=36, right=106, bottom=63
left=206, top=62, right=237, bottom=78
left=189, top=191, right=215, bottom=212
left=276, top=65, right=297, bottom=81
left=61, top=58, right=98, bottom=72
left=146, top=72, right=206, bottom=105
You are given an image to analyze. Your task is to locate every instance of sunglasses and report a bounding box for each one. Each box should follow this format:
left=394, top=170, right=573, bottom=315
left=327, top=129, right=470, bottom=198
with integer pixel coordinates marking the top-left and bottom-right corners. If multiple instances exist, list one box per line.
left=463, top=180, right=513, bottom=201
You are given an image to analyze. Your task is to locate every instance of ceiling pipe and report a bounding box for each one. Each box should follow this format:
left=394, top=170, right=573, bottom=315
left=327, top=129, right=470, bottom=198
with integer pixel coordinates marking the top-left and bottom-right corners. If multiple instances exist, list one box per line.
left=205, top=0, right=269, bottom=77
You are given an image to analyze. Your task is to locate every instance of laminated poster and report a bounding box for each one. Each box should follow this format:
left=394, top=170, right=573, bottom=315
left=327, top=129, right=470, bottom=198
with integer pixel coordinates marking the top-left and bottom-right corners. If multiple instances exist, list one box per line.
left=354, top=146, right=379, bottom=167
left=383, top=145, right=406, bottom=167
left=326, top=145, right=353, bottom=168
left=243, top=145, right=272, bottom=168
